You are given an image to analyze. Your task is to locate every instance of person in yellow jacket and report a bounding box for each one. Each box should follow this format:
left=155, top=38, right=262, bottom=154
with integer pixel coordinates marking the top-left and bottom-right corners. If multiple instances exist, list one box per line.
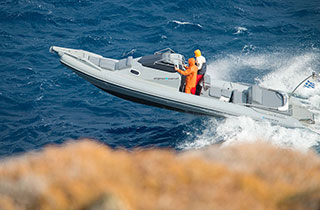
left=194, top=49, right=207, bottom=95
left=175, top=58, right=198, bottom=94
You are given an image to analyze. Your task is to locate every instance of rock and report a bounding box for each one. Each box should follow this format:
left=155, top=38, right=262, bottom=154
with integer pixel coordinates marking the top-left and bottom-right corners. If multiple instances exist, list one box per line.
left=86, top=193, right=127, bottom=210
left=0, top=139, right=319, bottom=210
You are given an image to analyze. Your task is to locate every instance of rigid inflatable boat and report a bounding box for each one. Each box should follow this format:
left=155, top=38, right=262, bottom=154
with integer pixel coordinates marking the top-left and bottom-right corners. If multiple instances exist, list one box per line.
left=50, top=46, right=316, bottom=128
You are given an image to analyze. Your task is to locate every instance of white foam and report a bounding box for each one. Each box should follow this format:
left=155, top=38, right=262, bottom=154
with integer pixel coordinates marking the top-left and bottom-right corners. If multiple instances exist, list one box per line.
left=234, top=7, right=245, bottom=12
left=179, top=49, right=320, bottom=151
left=205, top=52, right=279, bottom=80
left=233, top=26, right=248, bottom=34
left=179, top=115, right=320, bottom=152
left=177, top=118, right=221, bottom=150
left=217, top=117, right=319, bottom=151
left=170, top=20, right=203, bottom=28
left=257, top=52, right=319, bottom=94
left=161, top=35, right=167, bottom=39
left=35, top=95, right=43, bottom=101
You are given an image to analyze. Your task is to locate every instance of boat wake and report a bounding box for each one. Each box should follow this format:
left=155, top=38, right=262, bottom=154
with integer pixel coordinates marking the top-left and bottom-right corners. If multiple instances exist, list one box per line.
left=178, top=49, right=320, bottom=152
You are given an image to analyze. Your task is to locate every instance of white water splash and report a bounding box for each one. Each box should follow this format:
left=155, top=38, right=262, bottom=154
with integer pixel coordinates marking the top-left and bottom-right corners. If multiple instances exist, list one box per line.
left=205, top=52, right=281, bottom=80
left=233, top=26, right=248, bottom=34
left=179, top=50, right=320, bottom=151
left=217, top=116, right=319, bottom=151
left=257, top=52, right=319, bottom=94
left=170, top=20, right=203, bottom=28
left=178, top=118, right=221, bottom=150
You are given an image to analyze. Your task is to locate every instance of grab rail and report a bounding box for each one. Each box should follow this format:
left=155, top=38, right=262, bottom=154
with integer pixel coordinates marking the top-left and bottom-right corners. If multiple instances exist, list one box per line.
left=154, top=48, right=175, bottom=55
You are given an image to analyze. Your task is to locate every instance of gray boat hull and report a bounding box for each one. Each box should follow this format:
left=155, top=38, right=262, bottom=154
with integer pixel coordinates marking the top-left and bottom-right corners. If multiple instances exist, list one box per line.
left=71, top=65, right=225, bottom=118
left=51, top=46, right=315, bottom=128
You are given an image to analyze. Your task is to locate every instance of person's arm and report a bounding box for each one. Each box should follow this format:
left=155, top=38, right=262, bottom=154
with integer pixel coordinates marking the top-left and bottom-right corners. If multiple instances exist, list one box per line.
left=175, top=67, right=194, bottom=76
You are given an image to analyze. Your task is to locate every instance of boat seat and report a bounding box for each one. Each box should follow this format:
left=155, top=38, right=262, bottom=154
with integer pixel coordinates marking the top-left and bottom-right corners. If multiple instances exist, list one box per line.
left=116, top=56, right=133, bottom=70
left=89, top=56, right=132, bottom=71
left=209, top=87, right=222, bottom=98
left=100, top=58, right=117, bottom=70
left=232, top=90, right=247, bottom=104
left=261, top=89, right=284, bottom=107
left=248, top=85, right=262, bottom=104
left=248, top=85, right=285, bottom=108
left=88, top=56, right=101, bottom=66
left=209, top=87, right=232, bottom=102
left=203, top=74, right=211, bottom=86
left=126, top=56, right=133, bottom=67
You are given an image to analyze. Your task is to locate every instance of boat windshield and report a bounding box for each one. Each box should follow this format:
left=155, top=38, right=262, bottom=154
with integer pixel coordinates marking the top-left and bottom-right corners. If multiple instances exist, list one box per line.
left=138, top=53, right=184, bottom=73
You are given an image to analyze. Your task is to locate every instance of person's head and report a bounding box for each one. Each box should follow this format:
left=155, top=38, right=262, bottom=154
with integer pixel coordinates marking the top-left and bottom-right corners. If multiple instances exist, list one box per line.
left=194, top=49, right=201, bottom=57
left=188, top=57, right=195, bottom=66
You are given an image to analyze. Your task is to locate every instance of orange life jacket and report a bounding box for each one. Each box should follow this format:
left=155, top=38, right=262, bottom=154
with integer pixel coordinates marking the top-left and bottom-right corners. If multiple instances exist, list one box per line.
left=176, top=58, right=198, bottom=94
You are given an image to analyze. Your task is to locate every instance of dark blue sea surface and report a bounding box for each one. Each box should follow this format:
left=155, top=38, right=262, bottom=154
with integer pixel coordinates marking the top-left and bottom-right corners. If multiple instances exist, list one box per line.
left=1, top=0, right=320, bottom=157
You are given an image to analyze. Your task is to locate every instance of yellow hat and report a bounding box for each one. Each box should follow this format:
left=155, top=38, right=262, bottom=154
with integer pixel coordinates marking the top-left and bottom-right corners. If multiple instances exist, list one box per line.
left=194, top=49, right=201, bottom=57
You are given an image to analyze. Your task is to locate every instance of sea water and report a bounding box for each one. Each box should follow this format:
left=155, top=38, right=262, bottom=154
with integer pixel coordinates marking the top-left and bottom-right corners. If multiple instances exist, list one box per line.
left=0, top=0, right=319, bottom=157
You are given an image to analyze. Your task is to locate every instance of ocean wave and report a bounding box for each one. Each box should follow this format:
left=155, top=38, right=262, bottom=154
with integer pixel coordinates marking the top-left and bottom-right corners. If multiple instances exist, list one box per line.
left=218, top=116, right=320, bottom=151
left=168, top=20, right=203, bottom=31
left=233, top=26, right=248, bottom=34
left=170, top=20, right=203, bottom=28
left=77, top=34, right=112, bottom=48
left=179, top=115, right=320, bottom=152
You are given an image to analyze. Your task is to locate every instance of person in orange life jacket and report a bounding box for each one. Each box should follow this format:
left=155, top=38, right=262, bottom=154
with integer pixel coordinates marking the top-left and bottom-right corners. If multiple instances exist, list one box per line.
left=194, top=49, right=207, bottom=95
left=175, top=58, right=198, bottom=94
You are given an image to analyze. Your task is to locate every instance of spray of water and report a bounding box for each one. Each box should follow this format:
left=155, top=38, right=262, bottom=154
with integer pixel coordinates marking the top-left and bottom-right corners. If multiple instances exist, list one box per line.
left=178, top=49, right=320, bottom=151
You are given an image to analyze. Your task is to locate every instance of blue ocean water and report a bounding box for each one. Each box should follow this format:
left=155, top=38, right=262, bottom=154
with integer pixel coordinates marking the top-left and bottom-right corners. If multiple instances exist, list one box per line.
left=1, top=0, right=320, bottom=157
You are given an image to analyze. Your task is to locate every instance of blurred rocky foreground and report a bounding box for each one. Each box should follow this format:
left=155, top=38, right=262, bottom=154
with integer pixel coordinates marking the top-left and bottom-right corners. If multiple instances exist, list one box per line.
left=1, top=140, right=320, bottom=210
